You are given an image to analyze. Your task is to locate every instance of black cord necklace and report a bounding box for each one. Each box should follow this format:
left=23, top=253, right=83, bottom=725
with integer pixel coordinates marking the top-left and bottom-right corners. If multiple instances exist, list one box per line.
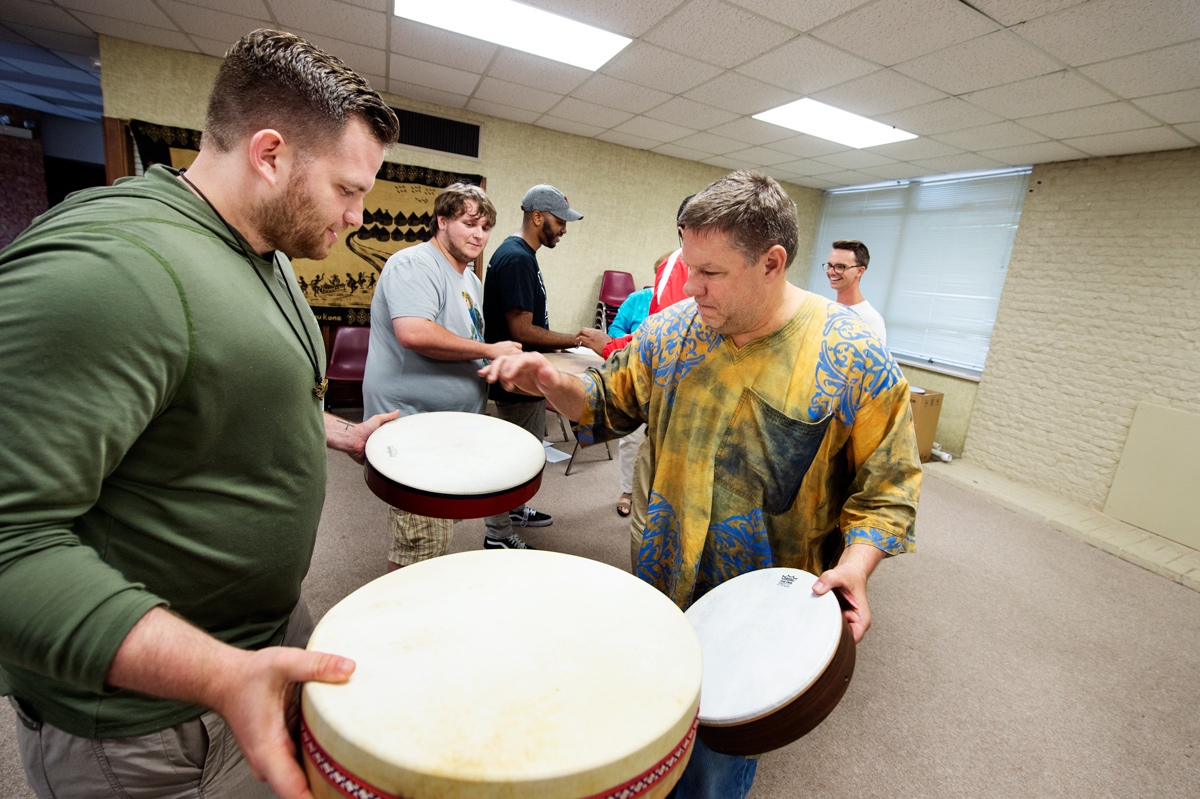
left=178, top=169, right=328, bottom=399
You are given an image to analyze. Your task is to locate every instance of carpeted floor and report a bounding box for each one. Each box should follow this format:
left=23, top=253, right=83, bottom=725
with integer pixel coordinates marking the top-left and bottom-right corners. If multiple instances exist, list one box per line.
left=3, top=421, right=1198, bottom=798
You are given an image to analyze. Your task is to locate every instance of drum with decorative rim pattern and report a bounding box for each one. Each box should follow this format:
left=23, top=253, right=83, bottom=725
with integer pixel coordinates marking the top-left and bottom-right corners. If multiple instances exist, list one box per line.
left=364, top=411, right=545, bottom=519
left=302, top=549, right=704, bottom=799
left=685, top=567, right=855, bottom=757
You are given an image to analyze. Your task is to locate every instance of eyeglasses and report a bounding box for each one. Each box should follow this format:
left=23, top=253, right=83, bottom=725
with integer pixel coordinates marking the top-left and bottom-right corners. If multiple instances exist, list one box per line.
left=823, top=262, right=862, bottom=274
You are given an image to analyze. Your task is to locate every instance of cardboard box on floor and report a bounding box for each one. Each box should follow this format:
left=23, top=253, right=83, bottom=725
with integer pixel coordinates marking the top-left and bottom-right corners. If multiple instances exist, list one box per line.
left=909, top=388, right=944, bottom=463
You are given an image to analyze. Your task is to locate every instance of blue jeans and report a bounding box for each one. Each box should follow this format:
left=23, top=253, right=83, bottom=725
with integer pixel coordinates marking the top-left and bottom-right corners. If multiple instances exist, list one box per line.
left=670, top=737, right=758, bottom=799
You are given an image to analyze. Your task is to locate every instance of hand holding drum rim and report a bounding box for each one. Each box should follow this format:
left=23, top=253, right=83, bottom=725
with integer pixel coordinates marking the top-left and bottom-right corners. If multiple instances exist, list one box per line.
left=811, top=542, right=885, bottom=643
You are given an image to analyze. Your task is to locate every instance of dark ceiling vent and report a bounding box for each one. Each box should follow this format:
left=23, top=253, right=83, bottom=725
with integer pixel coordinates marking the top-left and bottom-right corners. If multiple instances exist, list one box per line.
left=393, top=107, right=480, bottom=158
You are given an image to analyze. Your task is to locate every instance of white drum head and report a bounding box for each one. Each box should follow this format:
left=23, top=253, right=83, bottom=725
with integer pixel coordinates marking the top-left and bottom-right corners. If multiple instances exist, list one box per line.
left=364, top=411, right=545, bottom=496
left=686, top=568, right=842, bottom=726
left=303, top=550, right=703, bottom=799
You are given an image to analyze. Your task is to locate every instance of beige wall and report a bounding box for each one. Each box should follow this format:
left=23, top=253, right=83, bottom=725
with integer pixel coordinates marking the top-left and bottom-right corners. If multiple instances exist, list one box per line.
left=98, top=36, right=822, bottom=333
left=966, top=147, right=1200, bottom=509
left=898, top=365, right=978, bottom=457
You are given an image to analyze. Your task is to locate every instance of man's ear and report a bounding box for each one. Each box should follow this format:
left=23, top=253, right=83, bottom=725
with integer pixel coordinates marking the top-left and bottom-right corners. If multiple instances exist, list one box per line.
left=247, top=129, right=289, bottom=188
left=762, top=244, right=789, bottom=281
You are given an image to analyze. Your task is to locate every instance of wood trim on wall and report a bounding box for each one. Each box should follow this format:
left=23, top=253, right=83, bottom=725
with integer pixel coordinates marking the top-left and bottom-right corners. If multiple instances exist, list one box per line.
left=102, top=117, right=134, bottom=185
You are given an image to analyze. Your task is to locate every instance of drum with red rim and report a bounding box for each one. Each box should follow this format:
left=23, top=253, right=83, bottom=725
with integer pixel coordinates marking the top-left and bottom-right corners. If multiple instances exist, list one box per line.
left=364, top=411, right=545, bottom=519
left=302, top=550, right=703, bottom=799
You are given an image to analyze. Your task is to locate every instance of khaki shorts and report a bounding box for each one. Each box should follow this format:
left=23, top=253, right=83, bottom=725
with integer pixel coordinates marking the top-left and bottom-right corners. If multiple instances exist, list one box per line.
left=387, top=506, right=457, bottom=566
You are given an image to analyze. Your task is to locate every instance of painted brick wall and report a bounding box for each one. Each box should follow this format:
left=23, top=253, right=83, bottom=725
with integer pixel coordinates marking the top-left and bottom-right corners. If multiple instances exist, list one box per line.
left=966, top=147, right=1200, bottom=509
left=0, top=105, right=46, bottom=248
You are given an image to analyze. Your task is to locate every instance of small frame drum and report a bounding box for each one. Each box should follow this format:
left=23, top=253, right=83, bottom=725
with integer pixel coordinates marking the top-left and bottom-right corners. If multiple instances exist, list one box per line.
left=302, top=550, right=703, bottom=799
left=364, top=411, right=545, bottom=519
left=684, top=567, right=855, bottom=757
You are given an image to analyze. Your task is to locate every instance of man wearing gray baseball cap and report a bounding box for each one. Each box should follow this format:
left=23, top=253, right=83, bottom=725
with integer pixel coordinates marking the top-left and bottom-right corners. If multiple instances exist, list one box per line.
left=481, top=184, right=605, bottom=549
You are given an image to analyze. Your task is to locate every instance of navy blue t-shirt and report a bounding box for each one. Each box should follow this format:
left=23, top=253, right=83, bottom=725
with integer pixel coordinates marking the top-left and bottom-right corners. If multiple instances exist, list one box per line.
left=483, top=235, right=548, bottom=403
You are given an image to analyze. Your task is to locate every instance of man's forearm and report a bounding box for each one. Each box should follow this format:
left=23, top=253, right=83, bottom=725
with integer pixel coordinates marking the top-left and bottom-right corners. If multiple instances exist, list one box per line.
left=395, top=318, right=493, bottom=361
left=515, top=326, right=578, bottom=351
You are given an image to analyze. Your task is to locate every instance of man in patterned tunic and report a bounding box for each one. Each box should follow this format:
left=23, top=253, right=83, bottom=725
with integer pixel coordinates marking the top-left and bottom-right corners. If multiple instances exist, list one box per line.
left=480, top=170, right=921, bottom=799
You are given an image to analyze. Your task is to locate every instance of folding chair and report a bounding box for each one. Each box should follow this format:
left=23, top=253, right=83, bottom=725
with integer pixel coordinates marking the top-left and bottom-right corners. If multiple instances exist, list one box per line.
left=545, top=399, right=611, bottom=476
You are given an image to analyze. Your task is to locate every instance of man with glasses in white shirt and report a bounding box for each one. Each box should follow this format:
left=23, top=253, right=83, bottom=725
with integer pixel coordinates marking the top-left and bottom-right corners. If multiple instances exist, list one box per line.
left=825, top=239, right=886, bottom=346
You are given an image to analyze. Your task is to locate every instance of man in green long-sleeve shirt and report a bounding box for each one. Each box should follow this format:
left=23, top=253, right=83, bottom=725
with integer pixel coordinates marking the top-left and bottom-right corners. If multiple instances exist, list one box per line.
left=0, top=30, right=400, bottom=799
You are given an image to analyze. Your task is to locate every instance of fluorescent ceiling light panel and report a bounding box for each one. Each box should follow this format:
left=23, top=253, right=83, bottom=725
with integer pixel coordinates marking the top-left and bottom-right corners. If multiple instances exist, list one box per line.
left=754, top=99, right=917, bottom=149
left=394, top=0, right=631, bottom=71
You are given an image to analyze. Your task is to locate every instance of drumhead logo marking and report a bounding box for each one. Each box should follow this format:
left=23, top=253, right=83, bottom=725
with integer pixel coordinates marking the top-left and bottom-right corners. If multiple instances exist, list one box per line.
left=778, top=574, right=798, bottom=587
left=386, top=445, right=398, bottom=458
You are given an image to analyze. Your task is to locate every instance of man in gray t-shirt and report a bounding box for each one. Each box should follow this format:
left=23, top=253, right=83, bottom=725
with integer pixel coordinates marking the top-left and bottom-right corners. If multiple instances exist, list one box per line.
left=363, top=183, right=520, bottom=570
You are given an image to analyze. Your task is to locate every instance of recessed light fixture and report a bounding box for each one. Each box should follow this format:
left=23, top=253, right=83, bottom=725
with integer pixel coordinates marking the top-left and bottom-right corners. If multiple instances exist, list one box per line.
left=754, top=99, right=917, bottom=149
left=394, top=0, right=631, bottom=71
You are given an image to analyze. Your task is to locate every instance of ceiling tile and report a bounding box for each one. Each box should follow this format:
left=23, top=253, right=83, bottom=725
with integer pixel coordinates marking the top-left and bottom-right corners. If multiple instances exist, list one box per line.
left=1173, top=122, right=1200, bottom=141
left=183, top=0, right=273, bottom=14
left=701, top=154, right=759, bottom=171
left=389, top=18, right=497, bottom=73
left=519, top=0, right=686, bottom=39
left=894, top=31, right=1061, bottom=95
left=977, top=141, right=1089, bottom=166
left=811, top=0, right=998, bottom=66
left=1061, top=126, right=1195, bottom=157
left=875, top=97, right=1003, bottom=135
left=535, top=116, right=607, bottom=138
left=766, top=135, right=849, bottom=159
left=473, top=76, right=562, bottom=114
left=546, top=96, right=634, bottom=128
left=1132, top=88, right=1200, bottom=125
left=671, top=130, right=746, bottom=154
left=465, top=97, right=541, bottom=124
left=864, top=137, right=963, bottom=161
left=933, top=121, right=1047, bottom=150
left=386, top=79, right=468, bottom=109
left=966, top=0, right=1086, bottom=27
left=390, top=53, right=480, bottom=97
left=761, top=167, right=803, bottom=183
left=0, top=51, right=98, bottom=85
left=910, top=153, right=1007, bottom=173
left=1080, top=40, right=1200, bottom=99
left=597, top=129, right=660, bottom=150
left=652, top=141, right=715, bottom=161
left=812, top=149, right=898, bottom=170
left=1012, top=0, right=1200, bottom=67
left=643, top=96, right=739, bottom=129
left=598, top=41, right=723, bottom=94
left=268, top=0, right=387, bottom=50
left=818, top=169, right=878, bottom=186
left=859, top=163, right=943, bottom=180
left=571, top=73, right=671, bottom=114
left=58, top=0, right=175, bottom=29
left=485, top=50, right=590, bottom=95
left=69, top=13, right=194, bottom=51
left=162, top=1, right=268, bottom=51
left=773, top=158, right=843, bottom=176
left=1018, top=102, right=1160, bottom=140
left=723, top=146, right=796, bottom=166
left=793, top=176, right=838, bottom=189
left=683, top=72, right=798, bottom=116
left=961, top=70, right=1116, bottom=119
left=736, top=35, right=877, bottom=95
left=643, top=0, right=795, bottom=69
left=726, top=0, right=874, bottom=32
left=706, top=115, right=794, bottom=145
left=288, top=29, right=386, bottom=76
left=813, top=69, right=947, bottom=117
left=613, top=115, right=694, bottom=142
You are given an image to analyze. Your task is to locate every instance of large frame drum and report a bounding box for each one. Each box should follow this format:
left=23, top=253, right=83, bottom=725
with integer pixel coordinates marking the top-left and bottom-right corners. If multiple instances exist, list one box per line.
left=685, top=568, right=855, bottom=757
left=364, top=411, right=545, bottom=519
left=302, top=550, right=703, bottom=799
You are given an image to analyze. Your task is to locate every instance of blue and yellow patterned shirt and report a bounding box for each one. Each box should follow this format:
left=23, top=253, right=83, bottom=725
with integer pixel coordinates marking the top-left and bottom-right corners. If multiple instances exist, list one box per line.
left=577, top=293, right=921, bottom=609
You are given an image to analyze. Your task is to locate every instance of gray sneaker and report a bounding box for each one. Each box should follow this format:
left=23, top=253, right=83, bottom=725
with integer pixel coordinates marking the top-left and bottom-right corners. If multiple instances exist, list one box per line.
left=483, top=533, right=534, bottom=550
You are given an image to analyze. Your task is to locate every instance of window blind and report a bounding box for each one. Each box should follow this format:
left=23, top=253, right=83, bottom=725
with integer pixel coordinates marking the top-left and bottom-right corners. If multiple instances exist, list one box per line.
left=803, top=168, right=1030, bottom=372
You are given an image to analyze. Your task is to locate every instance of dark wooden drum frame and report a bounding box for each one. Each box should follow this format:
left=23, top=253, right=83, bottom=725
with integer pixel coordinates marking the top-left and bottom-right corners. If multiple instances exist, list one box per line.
left=364, top=460, right=543, bottom=519
left=697, top=615, right=856, bottom=757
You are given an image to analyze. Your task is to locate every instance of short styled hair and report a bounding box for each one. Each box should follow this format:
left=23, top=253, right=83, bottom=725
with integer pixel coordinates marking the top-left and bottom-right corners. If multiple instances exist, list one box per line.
left=832, top=239, right=870, bottom=268
left=432, top=183, right=497, bottom=233
left=678, top=171, right=800, bottom=268
left=203, top=29, right=399, bottom=155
